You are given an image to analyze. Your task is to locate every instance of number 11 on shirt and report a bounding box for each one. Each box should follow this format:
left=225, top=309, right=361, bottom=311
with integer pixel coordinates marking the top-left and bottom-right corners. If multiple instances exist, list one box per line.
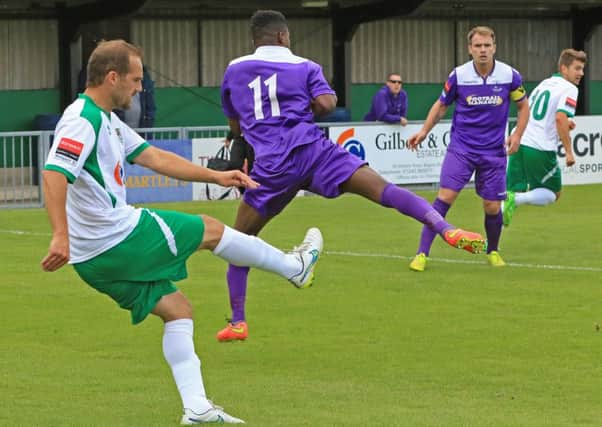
left=248, top=73, right=281, bottom=120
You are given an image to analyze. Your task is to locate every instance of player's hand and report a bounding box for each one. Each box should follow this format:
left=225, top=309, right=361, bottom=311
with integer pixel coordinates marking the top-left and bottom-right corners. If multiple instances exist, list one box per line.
left=408, top=130, right=427, bottom=151
left=505, top=133, right=521, bottom=155
left=566, top=152, right=576, bottom=167
left=568, top=119, right=576, bottom=130
left=400, top=117, right=408, bottom=127
left=41, top=233, right=70, bottom=272
left=214, top=170, right=259, bottom=189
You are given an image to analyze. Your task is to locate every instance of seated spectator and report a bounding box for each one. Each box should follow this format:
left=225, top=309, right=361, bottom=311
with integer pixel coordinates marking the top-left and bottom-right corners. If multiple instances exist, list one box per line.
left=77, top=64, right=156, bottom=128
left=364, top=73, right=408, bottom=126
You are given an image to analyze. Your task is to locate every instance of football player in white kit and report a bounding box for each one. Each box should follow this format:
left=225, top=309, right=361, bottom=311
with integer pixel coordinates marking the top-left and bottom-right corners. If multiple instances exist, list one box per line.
left=504, top=49, right=586, bottom=226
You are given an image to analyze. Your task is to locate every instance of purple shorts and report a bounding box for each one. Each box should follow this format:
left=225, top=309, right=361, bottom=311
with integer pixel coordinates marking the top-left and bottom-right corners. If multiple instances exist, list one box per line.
left=243, top=136, right=367, bottom=217
left=439, top=149, right=507, bottom=200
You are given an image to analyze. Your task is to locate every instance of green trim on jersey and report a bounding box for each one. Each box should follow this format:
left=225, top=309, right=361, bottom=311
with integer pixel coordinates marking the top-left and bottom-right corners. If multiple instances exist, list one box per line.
left=79, top=95, right=118, bottom=207
left=44, top=164, right=76, bottom=183
left=126, top=141, right=150, bottom=164
left=557, top=109, right=574, bottom=117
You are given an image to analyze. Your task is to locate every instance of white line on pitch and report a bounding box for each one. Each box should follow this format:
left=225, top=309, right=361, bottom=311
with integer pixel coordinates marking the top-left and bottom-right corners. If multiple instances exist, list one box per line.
left=325, top=250, right=602, bottom=273
left=0, top=229, right=51, bottom=237
left=3, top=229, right=600, bottom=273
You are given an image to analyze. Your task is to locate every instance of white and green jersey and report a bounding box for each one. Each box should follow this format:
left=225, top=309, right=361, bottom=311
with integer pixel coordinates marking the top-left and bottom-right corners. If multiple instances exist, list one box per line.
left=521, top=74, right=579, bottom=152
left=44, top=94, right=150, bottom=263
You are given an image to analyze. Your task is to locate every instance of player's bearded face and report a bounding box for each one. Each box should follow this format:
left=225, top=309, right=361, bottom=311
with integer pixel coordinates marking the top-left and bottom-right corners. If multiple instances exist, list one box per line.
left=113, top=57, right=143, bottom=110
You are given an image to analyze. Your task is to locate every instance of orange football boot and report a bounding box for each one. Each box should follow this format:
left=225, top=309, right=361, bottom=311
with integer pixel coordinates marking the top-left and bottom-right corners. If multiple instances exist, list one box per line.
left=216, top=321, right=248, bottom=342
left=443, top=228, right=487, bottom=254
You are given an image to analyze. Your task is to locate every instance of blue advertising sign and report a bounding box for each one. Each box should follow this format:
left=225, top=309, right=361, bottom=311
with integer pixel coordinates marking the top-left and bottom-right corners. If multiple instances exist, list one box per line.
left=124, top=139, right=193, bottom=203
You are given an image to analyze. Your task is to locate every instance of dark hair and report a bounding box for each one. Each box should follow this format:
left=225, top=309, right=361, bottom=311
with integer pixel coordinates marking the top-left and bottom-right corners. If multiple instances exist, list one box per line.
left=250, top=10, right=288, bottom=43
left=226, top=131, right=235, bottom=141
left=86, top=39, right=143, bottom=87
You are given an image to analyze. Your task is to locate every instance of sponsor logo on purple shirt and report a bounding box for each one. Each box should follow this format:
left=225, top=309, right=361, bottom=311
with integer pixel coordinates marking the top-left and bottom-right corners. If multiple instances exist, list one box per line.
left=439, top=60, right=525, bottom=155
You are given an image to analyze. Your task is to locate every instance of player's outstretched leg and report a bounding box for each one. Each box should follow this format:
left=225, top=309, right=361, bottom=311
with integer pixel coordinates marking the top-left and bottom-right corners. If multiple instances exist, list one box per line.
left=379, top=183, right=485, bottom=255
left=214, top=226, right=323, bottom=342
left=287, top=227, right=323, bottom=289
left=504, top=188, right=556, bottom=228
left=212, top=225, right=323, bottom=288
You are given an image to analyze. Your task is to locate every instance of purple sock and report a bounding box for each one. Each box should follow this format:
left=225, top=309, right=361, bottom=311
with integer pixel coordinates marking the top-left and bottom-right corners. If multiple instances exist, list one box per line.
left=416, top=198, right=451, bottom=256
left=485, top=212, right=503, bottom=253
left=227, top=264, right=250, bottom=323
left=380, top=183, right=452, bottom=235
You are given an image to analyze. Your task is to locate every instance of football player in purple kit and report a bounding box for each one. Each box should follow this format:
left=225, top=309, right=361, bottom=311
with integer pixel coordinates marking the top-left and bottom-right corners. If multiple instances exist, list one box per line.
left=408, top=26, right=530, bottom=272
left=216, top=10, right=487, bottom=342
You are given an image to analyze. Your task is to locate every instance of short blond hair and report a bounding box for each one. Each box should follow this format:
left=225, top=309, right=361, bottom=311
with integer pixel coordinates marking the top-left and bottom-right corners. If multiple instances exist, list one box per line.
left=558, top=49, right=587, bottom=70
left=467, top=26, right=496, bottom=44
left=86, top=39, right=143, bottom=88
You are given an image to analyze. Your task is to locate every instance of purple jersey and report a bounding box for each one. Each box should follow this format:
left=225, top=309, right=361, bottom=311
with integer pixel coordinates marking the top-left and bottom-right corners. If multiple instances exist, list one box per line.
left=363, top=85, right=408, bottom=123
left=221, top=46, right=335, bottom=166
left=440, top=60, right=526, bottom=155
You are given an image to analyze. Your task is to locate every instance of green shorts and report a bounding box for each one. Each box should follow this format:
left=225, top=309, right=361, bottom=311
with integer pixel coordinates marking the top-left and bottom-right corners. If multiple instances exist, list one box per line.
left=73, top=208, right=205, bottom=324
left=507, top=145, right=562, bottom=193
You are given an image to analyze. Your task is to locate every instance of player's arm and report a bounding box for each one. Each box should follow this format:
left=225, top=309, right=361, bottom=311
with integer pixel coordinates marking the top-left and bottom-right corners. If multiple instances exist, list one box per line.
left=400, top=92, right=408, bottom=126
left=311, top=94, right=336, bottom=117
left=134, top=145, right=259, bottom=189
left=556, top=112, right=575, bottom=166
left=506, top=97, right=529, bottom=155
left=408, top=100, right=447, bottom=150
left=41, top=170, right=70, bottom=272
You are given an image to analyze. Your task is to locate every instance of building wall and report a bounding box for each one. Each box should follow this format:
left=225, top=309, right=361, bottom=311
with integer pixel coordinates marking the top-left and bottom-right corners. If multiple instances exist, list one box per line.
left=0, top=20, right=58, bottom=90
left=131, top=19, right=199, bottom=87
left=0, top=17, right=601, bottom=131
left=352, top=19, right=455, bottom=83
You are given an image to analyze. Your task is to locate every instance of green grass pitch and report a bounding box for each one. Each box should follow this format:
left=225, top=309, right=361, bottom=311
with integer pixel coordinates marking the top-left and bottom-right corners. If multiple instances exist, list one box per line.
left=1, top=184, right=601, bottom=426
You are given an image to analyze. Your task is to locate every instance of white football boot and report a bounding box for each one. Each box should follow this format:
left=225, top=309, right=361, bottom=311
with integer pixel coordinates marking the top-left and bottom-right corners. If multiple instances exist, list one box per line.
left=181, top=405, right=245, bottom=424
left=287, top=227, right=323, bottom=289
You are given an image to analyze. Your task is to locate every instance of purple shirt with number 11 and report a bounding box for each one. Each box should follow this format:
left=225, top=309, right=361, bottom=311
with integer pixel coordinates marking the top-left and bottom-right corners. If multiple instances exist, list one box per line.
left=221, top=46, right=335, bottom=167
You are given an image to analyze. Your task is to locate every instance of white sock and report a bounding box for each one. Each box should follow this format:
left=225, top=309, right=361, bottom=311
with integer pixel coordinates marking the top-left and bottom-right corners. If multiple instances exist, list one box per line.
left=213, top=225, right=301, bottom=278
left=515, top=188, right=556, bottom=206
left=163, top=319, right=212, bottom=413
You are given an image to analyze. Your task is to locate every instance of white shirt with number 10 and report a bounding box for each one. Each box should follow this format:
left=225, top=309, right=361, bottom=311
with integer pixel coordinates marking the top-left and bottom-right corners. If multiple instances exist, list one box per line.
left=520, top=74, right=579, bottom=152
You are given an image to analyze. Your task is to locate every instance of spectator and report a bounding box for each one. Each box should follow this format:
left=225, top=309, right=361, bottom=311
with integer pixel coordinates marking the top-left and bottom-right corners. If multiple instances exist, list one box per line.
left=78, top=64, right=156, bottom=128
left=364, top=73, right=408, bottom=126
